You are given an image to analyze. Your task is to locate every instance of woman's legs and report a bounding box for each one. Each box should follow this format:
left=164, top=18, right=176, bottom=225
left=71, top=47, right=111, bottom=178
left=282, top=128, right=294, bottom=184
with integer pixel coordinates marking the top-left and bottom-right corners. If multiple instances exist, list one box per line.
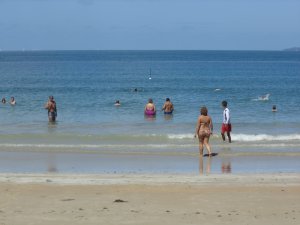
left=203, top=136, right=212, bottom=155
left=198, top=138, right=204, bottom=156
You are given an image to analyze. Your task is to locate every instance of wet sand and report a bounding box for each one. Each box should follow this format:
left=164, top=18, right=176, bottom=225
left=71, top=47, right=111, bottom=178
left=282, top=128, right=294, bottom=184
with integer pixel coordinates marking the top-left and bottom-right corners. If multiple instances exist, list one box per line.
left=0, top=173, right=299, bottom=225
left=0, top=150, right=300, bottom=174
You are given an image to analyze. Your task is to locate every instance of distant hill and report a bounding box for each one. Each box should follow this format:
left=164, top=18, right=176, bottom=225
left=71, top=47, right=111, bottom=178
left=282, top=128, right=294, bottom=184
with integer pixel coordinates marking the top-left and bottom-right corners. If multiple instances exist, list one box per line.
left=283, top=47, right=300, bottom=51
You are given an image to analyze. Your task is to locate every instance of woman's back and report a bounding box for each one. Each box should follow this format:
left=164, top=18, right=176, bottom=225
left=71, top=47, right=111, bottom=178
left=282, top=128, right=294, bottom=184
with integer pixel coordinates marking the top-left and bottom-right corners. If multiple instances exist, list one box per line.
left=199, top=115, right=211, bottom=130
left=146, top=103, right=155, bottom=111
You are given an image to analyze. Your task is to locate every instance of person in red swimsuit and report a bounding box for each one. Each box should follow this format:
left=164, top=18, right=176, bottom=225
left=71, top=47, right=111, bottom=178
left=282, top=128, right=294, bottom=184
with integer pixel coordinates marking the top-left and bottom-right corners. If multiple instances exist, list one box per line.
left=221, top=100, right=231, bottom=143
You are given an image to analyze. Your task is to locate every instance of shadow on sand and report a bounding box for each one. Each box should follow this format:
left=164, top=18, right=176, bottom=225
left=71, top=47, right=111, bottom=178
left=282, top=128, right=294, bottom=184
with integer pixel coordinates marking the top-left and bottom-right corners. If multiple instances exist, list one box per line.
left=203, top=153, right=218, bottom=157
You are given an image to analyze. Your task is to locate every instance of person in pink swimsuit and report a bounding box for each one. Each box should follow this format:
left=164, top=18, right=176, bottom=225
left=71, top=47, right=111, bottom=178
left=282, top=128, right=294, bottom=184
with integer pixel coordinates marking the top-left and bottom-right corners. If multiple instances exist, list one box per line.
left=144, top=98, right=156, bottom=116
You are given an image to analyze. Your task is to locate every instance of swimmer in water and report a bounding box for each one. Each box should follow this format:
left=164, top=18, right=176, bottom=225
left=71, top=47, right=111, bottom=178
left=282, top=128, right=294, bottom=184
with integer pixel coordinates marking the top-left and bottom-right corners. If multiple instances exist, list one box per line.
left=10, top=97, right=16, bottom=105
left=162, top=98, right=174, bottom=114
left=272, top=105, right=277, bottom=112
left=45, top=96, right=57, bottom=122
left=114, top=100, right=121, bottom=106
left=144, top=98, right=156, bottom=116
left=1, top=98, right=6, bottom=104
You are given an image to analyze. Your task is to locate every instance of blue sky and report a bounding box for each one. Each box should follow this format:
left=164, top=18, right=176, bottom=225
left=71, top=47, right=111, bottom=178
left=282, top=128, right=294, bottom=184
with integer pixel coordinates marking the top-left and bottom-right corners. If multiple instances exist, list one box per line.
left=0, top=0, right=299, bottom=50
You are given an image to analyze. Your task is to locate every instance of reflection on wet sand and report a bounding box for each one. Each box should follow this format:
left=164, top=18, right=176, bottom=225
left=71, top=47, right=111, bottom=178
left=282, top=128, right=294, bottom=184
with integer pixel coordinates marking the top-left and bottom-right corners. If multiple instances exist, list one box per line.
left=47, top=153, right=58, bottom=173
left=222, top=162, right=231, bottom=173
left=199, top=156, right=211, bottom=175
left=199, top=154, right=232, bottom=175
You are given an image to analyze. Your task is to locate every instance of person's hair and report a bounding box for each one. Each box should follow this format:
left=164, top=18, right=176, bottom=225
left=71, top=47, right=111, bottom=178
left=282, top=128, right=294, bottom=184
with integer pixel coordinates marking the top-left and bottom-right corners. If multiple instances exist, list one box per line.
left=166, top=98, right=170, bottom=101
left=222, top=100, right=228, bottom=107
left=200, top=106, right=208, bottom=116
left=148, top=98, right=153, bottom=103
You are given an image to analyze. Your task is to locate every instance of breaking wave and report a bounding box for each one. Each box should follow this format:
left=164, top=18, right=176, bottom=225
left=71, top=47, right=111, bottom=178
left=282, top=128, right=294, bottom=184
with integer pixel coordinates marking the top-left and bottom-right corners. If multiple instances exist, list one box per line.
left=232, top=133, right=300, bottom=142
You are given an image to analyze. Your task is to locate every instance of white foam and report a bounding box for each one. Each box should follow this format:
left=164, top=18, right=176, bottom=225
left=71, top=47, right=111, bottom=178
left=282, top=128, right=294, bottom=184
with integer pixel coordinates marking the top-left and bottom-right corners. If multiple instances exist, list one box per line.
left=167, top=133, right=300, bottom=142
left=233, top=134, right=300, bottom=142
left=167, top=134, right=194, bottom=139
left=253, top=93, right=270, bottom=101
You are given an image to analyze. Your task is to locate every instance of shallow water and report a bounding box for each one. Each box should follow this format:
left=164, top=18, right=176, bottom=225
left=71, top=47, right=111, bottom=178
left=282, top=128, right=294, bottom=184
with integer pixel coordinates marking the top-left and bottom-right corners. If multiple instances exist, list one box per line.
left=0, top=50, right=300, bottom=172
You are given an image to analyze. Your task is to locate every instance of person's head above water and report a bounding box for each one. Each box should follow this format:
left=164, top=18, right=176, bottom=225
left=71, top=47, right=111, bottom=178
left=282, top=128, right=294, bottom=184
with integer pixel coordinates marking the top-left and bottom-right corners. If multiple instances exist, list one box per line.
left=166, top=98, right=170, bottom=102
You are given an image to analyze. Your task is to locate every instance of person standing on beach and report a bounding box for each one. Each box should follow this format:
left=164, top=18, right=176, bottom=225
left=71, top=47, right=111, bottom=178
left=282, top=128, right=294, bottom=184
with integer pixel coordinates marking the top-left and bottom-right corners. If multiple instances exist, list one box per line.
left=194, top=106, right=213, bottom=156
left=45, top=96, right=57, bottom=122
left=162, top=98, right=174, bottom=114
left=221, top=100, right=231, bottom=143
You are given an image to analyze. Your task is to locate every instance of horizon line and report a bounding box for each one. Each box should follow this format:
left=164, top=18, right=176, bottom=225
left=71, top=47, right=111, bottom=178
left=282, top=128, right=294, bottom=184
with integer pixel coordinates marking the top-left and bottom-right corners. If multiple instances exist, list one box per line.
left=0, top=49, right=296, bottom=52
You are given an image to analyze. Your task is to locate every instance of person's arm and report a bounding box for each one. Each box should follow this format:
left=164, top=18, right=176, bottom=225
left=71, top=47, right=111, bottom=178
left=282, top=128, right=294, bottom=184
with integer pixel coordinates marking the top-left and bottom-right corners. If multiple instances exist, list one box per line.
left=194, top=116, right=201, bottom=138
left=162, top=103, right=166, bottom=111
left=54, top=102, right=57, bottom=113
left=44, top=101, right=49, bottom=109
left=209, top=117, right=213, bottom=134
left=153, top=104, right=156, bottom=112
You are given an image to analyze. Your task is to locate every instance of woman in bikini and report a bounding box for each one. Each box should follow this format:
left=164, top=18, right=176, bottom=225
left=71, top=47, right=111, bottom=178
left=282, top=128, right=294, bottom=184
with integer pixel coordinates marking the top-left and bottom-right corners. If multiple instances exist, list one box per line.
left=194, top=106, right=213, bottom=156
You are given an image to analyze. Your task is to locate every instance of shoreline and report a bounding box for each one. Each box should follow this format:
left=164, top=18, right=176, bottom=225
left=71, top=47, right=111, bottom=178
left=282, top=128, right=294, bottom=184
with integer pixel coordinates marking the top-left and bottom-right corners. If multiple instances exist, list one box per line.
left=1, top=173, right=299, bottom=186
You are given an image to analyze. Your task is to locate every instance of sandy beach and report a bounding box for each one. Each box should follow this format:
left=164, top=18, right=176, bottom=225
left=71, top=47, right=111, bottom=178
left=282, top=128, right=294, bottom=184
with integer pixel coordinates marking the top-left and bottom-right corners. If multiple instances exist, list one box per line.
left=0, top=173, right=299, bottom=225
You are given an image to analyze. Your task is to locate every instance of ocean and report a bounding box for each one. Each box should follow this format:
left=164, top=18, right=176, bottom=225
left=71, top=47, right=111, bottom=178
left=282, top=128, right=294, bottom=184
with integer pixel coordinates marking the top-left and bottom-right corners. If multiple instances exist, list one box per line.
left=0, top=50, right=300, bottom=173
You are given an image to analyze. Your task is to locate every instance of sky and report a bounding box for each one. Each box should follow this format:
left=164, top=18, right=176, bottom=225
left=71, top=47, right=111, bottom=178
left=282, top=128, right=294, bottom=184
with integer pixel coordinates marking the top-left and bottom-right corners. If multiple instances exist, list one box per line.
left=0, top=0, right=299, bottom=50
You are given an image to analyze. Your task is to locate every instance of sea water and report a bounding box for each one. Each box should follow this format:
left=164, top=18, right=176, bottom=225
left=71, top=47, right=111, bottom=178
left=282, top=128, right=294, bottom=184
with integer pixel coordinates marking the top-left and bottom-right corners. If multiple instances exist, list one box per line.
left=0, top=50, right=300, bottom=156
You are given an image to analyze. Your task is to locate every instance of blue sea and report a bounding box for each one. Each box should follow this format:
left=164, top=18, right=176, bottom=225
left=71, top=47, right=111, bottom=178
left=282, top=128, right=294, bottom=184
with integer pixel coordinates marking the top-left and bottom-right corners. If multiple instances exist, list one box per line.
left=0, top=50, right=300, bottom=173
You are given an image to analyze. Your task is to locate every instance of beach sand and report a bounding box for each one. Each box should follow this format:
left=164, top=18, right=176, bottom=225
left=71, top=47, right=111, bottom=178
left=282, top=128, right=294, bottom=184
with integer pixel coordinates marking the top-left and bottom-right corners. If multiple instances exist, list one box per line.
left=0, top=174, right=299, bottom=225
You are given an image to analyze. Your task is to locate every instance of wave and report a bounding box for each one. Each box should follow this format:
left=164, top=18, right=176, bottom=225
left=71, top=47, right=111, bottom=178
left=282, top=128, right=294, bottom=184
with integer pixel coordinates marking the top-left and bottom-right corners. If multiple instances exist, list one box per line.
left=252, top=93, right=270, bottom=101
left=0, top=143, right=194, bottom=149
left=167, top=134, right=194, bottom=139
left=232, top=133, right=300, bottom=142
left=1, top=133, right=300, bottom=143
left=167, top=133, right=300, bottom=142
